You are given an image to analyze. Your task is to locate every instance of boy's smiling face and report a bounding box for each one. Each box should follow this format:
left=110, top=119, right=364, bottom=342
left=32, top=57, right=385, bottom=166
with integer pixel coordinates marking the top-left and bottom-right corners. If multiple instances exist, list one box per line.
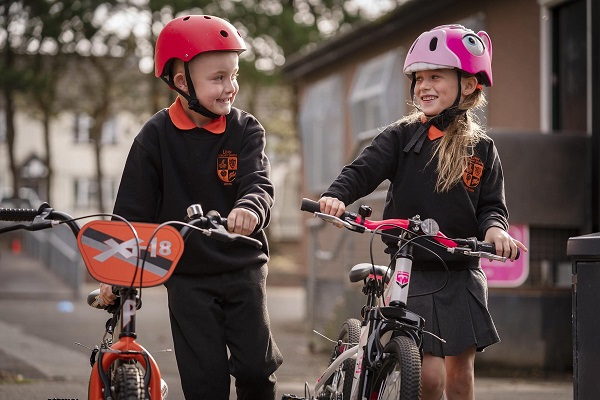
left=189, top=51, right=240, bottom=116
left=178, top=51, right=240, bottom=118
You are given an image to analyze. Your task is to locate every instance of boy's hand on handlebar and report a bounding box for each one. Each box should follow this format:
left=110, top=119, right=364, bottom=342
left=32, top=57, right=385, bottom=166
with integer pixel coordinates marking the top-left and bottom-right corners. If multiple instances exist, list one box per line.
left=98, top=283, right=117, bottom=306
left=227, top=208, right=258, bottom=236
left=484, top=226, right=528, bottom=261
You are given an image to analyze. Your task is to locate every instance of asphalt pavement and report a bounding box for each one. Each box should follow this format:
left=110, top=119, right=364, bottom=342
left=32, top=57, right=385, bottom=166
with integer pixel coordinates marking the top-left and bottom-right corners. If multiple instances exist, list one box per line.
left=0, top=248, right=573, bottom=400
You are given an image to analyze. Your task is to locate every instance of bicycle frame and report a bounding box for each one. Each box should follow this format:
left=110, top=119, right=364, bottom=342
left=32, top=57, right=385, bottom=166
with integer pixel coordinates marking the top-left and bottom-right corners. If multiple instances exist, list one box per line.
left=314, top=346, right=359, bottom=395
left=87, top=285, right=163, bottom=399
left=306, top=230, right=425, bottom=400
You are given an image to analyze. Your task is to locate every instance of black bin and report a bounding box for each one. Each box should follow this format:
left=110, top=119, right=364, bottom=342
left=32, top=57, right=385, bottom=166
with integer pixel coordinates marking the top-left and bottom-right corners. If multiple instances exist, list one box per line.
left=568, top=233, right=600, bottom=400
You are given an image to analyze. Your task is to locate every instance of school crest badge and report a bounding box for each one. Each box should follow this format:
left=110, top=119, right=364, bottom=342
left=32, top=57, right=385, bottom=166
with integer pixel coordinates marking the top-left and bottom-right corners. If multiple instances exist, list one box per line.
left=217, top=150, right=237, bottom=184
left=463, top=156, right=484, bottom=192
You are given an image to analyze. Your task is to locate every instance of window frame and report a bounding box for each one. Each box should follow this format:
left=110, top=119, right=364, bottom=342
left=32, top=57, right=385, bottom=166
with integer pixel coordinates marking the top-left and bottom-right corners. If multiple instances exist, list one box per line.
left=540, top=0, right=591, bottom=133
left=298, top=75, right=345, bottom=193
left=348, top=49, right=406, bottom=143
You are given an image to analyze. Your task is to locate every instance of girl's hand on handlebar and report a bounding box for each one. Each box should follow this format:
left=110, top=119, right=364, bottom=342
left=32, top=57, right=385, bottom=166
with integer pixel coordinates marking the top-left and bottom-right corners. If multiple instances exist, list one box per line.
left=318, top=197, right=346, bottom=228
left=99, top=283, right=117, bottom=306
left=227, top=207, right=258, bottom=236
left=318, top=197, right=346, bottom=218
left=484, top=226, right=528, bottom=261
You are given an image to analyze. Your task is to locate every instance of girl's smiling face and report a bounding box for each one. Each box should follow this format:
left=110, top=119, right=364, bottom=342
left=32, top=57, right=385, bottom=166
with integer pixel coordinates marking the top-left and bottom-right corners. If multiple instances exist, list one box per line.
left=414, top=69, right=459, bottom=116
left=187, top=51, right=240, bottom=116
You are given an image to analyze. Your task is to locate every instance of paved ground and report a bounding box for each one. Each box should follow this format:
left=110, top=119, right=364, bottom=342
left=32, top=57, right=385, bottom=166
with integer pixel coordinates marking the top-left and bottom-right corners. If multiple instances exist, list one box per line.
left=0, top=248, right=573, bottom=400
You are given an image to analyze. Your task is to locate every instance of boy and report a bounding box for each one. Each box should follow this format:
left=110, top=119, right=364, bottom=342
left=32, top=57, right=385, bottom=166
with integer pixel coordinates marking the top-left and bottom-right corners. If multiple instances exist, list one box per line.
left=99, top=15, right=282, bottom=399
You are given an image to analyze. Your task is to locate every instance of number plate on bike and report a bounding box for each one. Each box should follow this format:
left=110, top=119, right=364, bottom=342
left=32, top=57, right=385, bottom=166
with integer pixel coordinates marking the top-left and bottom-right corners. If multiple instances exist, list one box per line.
left=77, top=221, right=184, bottom=287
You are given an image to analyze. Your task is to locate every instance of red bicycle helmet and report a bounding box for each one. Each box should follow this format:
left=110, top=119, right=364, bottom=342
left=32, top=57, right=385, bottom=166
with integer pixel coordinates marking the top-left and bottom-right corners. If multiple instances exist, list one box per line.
left=155, top=15, right=246, bottom=79
left=154, top=15, right=246, bottom=119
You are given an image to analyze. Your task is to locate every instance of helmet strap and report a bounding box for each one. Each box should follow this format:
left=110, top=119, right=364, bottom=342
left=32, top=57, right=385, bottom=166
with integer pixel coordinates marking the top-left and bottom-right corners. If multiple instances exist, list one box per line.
left=404, top=70, right=466, bottom=154
left=183, top=62, right=220, bottom=119
left=160, top=63, right=221, bottom=120
left=410, top=72, right=417, bottom=102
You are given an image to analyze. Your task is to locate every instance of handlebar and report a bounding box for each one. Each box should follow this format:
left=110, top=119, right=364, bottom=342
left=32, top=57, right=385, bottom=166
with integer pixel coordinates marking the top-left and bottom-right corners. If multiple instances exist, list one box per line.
left=181, top=204, right=262, bottom=249
left=0, top=203, right=262, bottom=249
left=301, top=198, right=519, bottom=262
left=0, top=203, right=80, bottom=235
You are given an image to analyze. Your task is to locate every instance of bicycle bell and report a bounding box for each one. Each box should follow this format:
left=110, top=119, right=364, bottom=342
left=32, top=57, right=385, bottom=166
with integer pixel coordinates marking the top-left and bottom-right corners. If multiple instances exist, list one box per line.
left=420, top=218, right=439, bottom=236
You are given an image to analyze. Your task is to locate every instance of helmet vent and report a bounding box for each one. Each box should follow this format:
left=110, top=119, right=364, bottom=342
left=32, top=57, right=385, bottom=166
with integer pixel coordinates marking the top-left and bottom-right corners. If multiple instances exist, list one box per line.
left=429, top=37, right=438, bottom=51
left=220, top=30, right=229, bottom=38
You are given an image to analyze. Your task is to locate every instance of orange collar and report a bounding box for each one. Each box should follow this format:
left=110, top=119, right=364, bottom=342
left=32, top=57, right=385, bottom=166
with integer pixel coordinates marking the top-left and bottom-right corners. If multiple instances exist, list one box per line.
left=421, top=116, right=444, bottom=140
left=168, top=98, right=226, bottom=134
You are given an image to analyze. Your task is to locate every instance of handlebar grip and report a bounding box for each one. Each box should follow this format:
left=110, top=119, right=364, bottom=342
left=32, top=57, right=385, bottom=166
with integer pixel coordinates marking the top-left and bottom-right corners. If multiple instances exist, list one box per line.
left=479, top=241, right=521, bottom=260
left=301, top=198, right=356, bottom=221
left=0, top=207, right=39, bottom=222
left=300, top=198, right=321, bottom=214
left=478, top=241, right=496, bottom=255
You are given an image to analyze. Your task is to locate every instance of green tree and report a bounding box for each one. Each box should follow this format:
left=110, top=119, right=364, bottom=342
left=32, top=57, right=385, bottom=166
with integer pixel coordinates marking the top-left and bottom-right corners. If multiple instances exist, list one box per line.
left=0, top=0, right=130, bottom=210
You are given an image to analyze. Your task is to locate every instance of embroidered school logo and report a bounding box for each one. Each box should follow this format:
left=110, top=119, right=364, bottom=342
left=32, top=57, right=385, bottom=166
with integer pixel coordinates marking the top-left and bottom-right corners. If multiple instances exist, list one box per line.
left=463, top=156, right=484, bottom=192
left=217, top=150, right=237, bottom=184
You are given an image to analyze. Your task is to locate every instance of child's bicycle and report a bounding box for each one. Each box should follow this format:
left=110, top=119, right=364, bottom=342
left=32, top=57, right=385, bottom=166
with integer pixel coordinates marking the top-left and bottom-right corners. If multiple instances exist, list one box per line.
left=283, top=198, right=519, bottom=400
left=0, top=202, right=261, bottom=400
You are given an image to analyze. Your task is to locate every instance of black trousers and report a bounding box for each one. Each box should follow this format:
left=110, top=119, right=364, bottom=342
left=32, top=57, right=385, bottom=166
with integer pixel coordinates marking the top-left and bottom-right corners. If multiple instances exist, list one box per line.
left=164, top=265, right=283, bottom=399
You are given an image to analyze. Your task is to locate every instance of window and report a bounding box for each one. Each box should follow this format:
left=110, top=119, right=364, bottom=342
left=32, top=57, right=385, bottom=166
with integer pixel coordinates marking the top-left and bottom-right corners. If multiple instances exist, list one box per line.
left=552, top=0, right=587, bottom=132
left=0, top=110, right=6, bottom=142
left=101, top=117, right=118, bottom=145
left=74, top=113, right=92, bottom=143
left=74, top=177, right=118, bottom=210
left=349, top=50, right=406, bottom=142
left=541, top=0, right=588, bottom=133
left=298, top=75, right=344, bottom=193
left=74, top=113, right=119, bottom=144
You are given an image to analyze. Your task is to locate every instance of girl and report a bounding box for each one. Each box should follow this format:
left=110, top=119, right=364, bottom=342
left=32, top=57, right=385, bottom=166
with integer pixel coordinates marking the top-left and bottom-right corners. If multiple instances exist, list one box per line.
left=318, top=25, right=527, bottom=400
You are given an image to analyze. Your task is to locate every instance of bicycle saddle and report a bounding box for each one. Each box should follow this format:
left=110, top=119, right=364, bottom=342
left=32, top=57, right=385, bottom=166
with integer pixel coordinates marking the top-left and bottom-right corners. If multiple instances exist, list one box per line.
left=349, top=263, right=392, bottom=284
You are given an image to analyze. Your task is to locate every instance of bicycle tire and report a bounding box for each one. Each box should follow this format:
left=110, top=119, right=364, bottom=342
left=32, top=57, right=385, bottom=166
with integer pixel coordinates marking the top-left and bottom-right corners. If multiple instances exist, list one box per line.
left=368, top=335, right=421, bottom=400
left=113, top=363, right=147, bottom=400
left=316, top=318, right=361, bottom=400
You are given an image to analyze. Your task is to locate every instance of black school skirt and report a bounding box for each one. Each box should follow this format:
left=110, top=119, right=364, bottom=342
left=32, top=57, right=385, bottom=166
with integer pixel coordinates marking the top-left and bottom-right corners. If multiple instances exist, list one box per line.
left=406, top=268, right=500, bottom=357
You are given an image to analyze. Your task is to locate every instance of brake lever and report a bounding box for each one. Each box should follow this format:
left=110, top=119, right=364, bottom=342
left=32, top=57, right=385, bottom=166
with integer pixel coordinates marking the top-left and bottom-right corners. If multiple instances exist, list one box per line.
left=313, top=212, right=356, bottom=230
left=447, top=247, right=507, bottom=262
left=204, top=225, right=263, bottom=249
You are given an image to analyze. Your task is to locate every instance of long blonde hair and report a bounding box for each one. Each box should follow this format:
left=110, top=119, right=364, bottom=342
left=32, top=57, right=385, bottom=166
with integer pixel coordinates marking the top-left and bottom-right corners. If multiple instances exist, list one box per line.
left=400, top=89, right=488, bottom=192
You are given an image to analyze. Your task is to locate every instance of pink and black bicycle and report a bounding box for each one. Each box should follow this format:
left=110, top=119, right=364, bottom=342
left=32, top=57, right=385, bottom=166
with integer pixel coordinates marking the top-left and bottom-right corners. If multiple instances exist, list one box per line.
left=283, top=198, right=519, bottom=400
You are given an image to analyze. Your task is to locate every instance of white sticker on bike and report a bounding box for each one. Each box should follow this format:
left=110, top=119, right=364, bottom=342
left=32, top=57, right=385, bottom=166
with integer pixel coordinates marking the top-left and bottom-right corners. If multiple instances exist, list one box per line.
left=122, top=298, right=137, bottom=329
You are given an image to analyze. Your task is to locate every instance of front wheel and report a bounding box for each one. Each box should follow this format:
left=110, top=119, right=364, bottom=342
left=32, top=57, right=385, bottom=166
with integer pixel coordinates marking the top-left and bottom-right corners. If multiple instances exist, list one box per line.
left=368, top=335, right=421, bottom=400
left=113, top=363, right=147, bottom=400
left=316, top=318, right=361, bottom=400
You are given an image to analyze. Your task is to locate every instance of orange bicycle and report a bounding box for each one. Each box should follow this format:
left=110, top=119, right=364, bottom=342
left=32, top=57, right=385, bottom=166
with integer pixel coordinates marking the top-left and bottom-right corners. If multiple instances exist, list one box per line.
left=0, top=202, right=261, bottom=399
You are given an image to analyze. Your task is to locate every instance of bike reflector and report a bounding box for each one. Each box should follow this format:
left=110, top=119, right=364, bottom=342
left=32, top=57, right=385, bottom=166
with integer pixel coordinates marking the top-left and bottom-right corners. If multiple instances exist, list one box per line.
left=77, top=221, right=184, bottom=287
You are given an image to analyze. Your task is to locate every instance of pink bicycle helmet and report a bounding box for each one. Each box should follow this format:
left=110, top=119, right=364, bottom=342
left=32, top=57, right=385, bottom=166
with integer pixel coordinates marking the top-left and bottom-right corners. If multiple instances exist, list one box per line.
left=403, top=24, right=493, bottom=87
